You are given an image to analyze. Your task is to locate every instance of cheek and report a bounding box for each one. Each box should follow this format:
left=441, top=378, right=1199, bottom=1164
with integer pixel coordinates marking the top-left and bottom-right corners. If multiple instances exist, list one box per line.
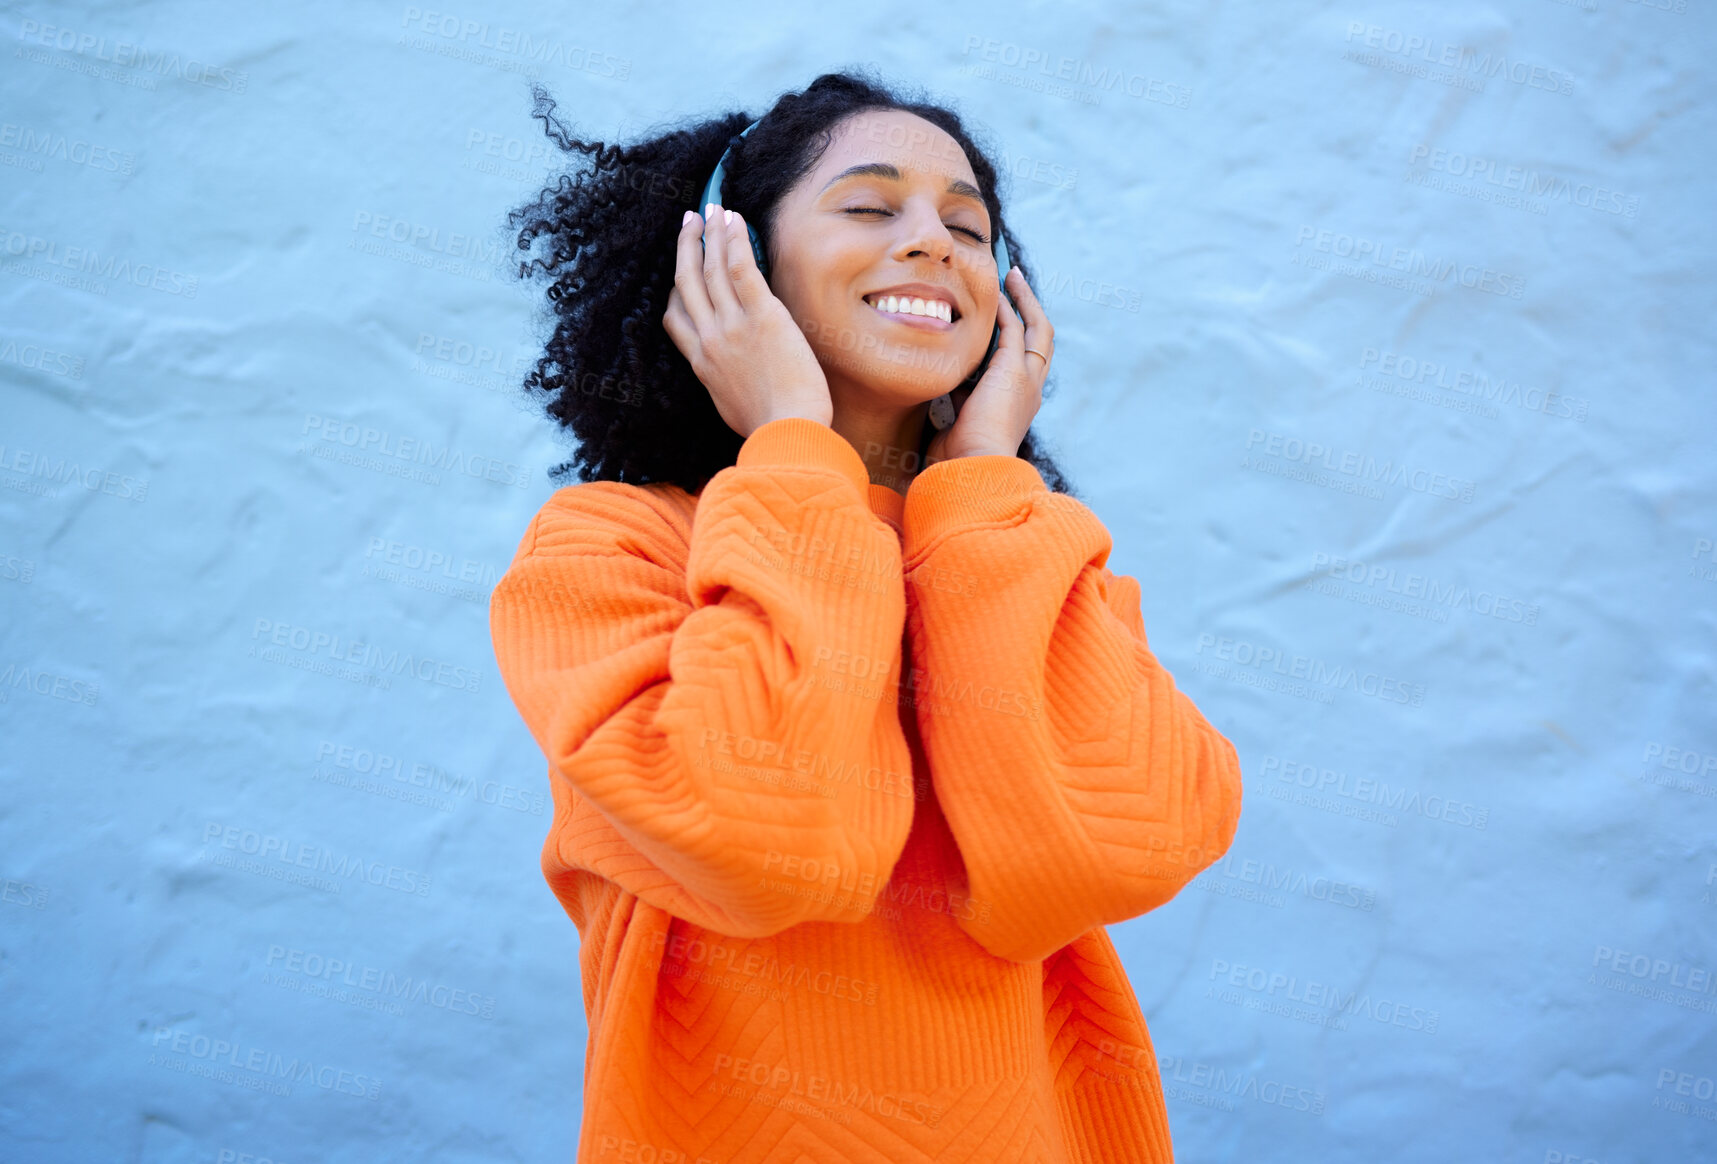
left=971, top=273, right=1000, bottom=320
left=773, top=249, right=861, bottom=319
left=978, top=297, right=998, bottom=334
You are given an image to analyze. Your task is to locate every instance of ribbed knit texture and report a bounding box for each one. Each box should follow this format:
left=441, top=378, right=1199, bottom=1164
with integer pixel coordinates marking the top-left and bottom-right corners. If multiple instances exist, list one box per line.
left=489, top=417, right=1243, bottom=1164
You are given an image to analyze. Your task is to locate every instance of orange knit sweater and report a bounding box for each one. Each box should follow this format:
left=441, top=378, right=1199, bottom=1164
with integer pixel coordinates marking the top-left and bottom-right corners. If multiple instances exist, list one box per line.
left=489, top=417, right=1243, bottom=1164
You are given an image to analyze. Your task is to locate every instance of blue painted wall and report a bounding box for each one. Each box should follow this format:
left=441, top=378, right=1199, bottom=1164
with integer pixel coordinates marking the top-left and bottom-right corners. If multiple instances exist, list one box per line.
left=2, top=2, right=1712, bottom=1161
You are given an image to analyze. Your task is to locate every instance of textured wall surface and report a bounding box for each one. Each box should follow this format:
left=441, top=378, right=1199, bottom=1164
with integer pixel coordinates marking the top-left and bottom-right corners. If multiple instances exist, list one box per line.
left=2, top=2, right=1713, bottom=1161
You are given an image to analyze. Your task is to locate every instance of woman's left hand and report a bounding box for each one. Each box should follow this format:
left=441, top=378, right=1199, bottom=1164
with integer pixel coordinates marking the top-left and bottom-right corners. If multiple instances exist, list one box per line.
left=925, top=266, right=1053, bottom=465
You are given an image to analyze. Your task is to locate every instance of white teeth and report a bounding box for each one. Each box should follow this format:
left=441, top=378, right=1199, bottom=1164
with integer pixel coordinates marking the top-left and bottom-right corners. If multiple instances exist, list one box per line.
left=866, top=293, right=955, bottom=322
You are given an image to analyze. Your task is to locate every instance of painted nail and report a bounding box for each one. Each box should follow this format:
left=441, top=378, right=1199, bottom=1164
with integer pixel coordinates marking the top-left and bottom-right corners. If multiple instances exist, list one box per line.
left=724, top=208, right=734, bottom=225
left=682, top=210, right=694, bottom=226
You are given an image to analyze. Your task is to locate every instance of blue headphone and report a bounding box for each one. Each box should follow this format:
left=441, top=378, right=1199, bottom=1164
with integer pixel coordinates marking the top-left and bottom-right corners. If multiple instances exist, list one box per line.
left=696, top=118, right=1012, bottom=427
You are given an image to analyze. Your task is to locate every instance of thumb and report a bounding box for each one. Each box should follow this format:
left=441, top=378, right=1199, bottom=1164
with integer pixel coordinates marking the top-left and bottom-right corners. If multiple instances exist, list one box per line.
left=924, top=425, right=952, bottom=471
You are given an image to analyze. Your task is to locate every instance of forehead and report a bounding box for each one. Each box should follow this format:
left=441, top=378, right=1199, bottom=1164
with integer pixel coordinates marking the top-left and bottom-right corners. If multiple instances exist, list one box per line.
left=813, top=109, right=978, bottom=189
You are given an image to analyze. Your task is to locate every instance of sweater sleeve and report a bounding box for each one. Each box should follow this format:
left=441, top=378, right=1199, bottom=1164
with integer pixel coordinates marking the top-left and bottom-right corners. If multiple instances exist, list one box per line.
left=899, top=454, right=1243, bottom=963
left=488, top=418, right=917, bottom=939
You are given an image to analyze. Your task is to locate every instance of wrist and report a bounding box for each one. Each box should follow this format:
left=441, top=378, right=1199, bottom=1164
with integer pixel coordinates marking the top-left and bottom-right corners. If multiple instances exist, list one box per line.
left=754, top=401, right=833, bottom=432
left=931, top=440, right=1014, bottom=463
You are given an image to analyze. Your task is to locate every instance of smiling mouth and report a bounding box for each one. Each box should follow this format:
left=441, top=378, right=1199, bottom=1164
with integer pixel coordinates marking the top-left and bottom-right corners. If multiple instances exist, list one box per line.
left=862, top=292, right=960, bottom=323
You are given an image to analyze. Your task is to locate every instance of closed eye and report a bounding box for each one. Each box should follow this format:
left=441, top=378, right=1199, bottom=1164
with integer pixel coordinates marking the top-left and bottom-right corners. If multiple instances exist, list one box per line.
left=844, top=206, right=991, bottom=244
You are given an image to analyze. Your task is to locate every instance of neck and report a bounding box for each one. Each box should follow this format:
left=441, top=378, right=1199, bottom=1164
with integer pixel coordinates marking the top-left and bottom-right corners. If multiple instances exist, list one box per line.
left=828, top=393, right=932, bottom=497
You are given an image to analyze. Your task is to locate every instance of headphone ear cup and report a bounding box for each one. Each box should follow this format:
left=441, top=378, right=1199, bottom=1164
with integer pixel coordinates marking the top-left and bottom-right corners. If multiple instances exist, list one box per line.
left=746, top=225, right=767, bottom=277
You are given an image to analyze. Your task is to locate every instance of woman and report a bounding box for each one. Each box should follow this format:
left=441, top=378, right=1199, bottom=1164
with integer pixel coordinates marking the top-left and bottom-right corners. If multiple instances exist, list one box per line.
left=491, top=70, right=1242, bottom=1164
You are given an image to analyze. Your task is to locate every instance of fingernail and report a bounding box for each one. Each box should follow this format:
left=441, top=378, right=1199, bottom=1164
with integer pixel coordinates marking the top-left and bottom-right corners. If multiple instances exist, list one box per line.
left=724, top=208, right=734, bottom=225
left=705, top=202, right=717, bottom=219
left=682, top=210, right=694, bottom=226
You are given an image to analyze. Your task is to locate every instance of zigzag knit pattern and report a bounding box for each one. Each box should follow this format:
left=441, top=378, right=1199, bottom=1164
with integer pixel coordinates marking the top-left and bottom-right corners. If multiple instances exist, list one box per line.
left=489, top=417, right=1243, bottom=1163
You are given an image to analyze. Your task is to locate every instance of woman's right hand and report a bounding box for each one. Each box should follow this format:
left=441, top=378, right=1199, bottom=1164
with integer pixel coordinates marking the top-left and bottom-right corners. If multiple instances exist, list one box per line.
left=662, top=203, right=834, bottom=438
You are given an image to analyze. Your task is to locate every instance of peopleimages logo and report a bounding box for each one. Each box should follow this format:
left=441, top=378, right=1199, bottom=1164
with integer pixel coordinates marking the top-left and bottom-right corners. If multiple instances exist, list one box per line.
left=1343, top=22, right=1576, bottom=94
left=1358, top=347, right=1587, bottom=422
left=1197, top=853, right=1378, bottom=911
left=0, top=661, right=99, bottom=706
left=1592, top=944, right=1717, bottom=997
left=1642, top=742, right=1717, bottom=781
left=313, top=740, right=546, bottom=815
left=350, top=211, right=501, bottom=265
left=1259, top=754, right=1491, bottom=830
left=396, top=7, right=631, bottom=80
left=1308, top=552, right=1540, bottom=626
left=0, top=442, right=148, bottom=501
left=959, top=36, right=1192, bottom=108
left=0, top=228, right=200, bottom=297
left=264, top=944, right=496, bottom=1019
left=300, top=414, right=529, bottom=490
left=148, top=1027, right=380, bottom=1099
left=1246, top=429, right=1477, bottom=503
left=1194, top=632, right=1427, bottom=707
left=0, top=337, right=84, bottom=379
left=0, top=122, right=135, bottom=174
left=15, top=19, right=250, bottom=92
left=1408, top=145, right=1639, bottom=218
left=1155, top=1056, right=1327, bottom=1116
left=201, top=821, right=433, bottom=898
left=1294, top=225, right=1526, bottom=300
left=710, top=1052, right=944, bottom=1130
left=1208, top=958, right=1440, bottom=1033
left=250, top=618, right=482, bottom=694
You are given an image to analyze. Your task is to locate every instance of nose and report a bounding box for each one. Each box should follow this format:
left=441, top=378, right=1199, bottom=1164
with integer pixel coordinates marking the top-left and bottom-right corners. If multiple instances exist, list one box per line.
left=892, top=203, right=956, bottom=266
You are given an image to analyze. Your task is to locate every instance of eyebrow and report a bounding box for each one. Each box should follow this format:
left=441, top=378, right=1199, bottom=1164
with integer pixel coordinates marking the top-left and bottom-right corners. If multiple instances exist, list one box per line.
left=819, top=162, right=986, bottom=204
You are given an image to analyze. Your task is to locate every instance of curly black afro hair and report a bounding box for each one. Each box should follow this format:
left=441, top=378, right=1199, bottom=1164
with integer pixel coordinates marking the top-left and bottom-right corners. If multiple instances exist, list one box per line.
left=505, top=67, right=1076, bottom=498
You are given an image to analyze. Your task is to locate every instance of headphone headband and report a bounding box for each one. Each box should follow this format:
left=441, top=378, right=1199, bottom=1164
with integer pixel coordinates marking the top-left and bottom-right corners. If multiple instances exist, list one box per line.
left=698, top=121, right=767, bottom=270
left=696, top=117, right=1011, bottom=284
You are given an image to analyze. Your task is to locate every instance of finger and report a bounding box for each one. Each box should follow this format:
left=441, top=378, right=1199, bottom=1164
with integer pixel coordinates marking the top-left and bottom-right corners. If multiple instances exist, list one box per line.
left=673, top=211, right=715, bottom=330
left=1006, top=268, right=1054, bottom=358
left=662, top=287, right=699, bottom=362
left=988, top=287, right=1041, bottom=397
left=994, top=278, right=1027, bottom=351
left=724, top=209, right=765, bottom=308
left=701, top=202, right=741, bottom=317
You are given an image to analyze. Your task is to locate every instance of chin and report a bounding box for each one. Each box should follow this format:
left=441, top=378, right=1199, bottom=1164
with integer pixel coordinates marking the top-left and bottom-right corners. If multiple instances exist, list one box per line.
left=866, top=345, right=979, bottom=398
left=816, top=347, right=964, bottom=400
